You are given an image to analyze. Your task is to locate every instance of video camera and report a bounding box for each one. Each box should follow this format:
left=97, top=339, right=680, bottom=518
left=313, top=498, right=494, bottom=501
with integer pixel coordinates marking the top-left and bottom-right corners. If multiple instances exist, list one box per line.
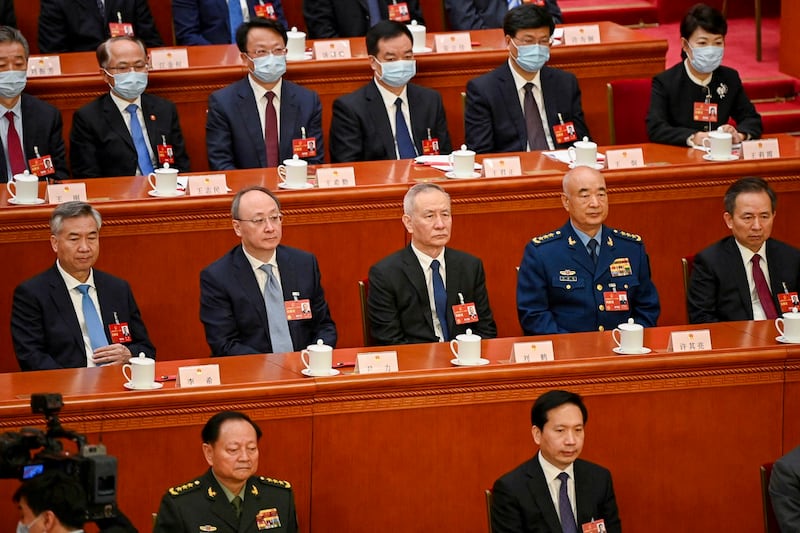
left=0, top=393, right=118, bottom=521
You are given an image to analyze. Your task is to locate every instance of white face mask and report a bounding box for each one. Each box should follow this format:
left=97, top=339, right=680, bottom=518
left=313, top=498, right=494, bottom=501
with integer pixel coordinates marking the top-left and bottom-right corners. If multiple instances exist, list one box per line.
left=17, top=514, right=42, bottom=533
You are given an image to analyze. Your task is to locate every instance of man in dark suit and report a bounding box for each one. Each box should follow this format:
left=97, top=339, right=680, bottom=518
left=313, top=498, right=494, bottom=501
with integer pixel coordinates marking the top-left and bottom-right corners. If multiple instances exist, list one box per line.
left=491, top=390, right=621, bottom=533
left=11, top=201, right=155, bottom=371
left=172, top=0, right=288, bottom=46
left=465, top=4, right=589, bottom=154
left=0, top=27, right=67, bottom=183
left=154, top=411, right=298, bottom=533
left=445, top=0, right=562, bottom=30
left=368, top=183, right=496, bottom=345
left=200, top=186, right=336, bottom=356
left=206, top=18, right=324, bottom=170
left=688, top=177, right=800, bottom=324
left=70, top=36, right=190, bottom=178
left=0, top=0, right=16, bottom=27
left=770, top=445, right=800, bottom=533
left=303, top=0, right=424, bottom=39
left=330, top=20, right=451, bottom=163
left=38, top=0, right=163, bottom=53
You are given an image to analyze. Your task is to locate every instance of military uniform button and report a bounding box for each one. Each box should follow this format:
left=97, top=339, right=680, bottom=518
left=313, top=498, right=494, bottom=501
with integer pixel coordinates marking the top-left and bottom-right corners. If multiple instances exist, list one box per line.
left=599, top=305, right=604, bottom=311
left=596, top=284, right=603, bottom=291
left=566, top=284, right=571, bottom=290
left=598, top=325, right=605, bottom=331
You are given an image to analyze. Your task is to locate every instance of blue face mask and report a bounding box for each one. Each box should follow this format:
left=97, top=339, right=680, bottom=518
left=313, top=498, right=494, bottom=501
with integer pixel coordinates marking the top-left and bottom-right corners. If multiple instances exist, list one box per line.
left=511, top=41, right=550, bottom=73
left=0, top=70, right=26, bottom=99
left=689, top=45, right=724, bottom=74
left=17, top=515, right=42, bottom=533
left=375, top=59, right=416, bottom=88
left=109, top=71, right=148, bottom=100
left=249, top=54, right=287, bottom=84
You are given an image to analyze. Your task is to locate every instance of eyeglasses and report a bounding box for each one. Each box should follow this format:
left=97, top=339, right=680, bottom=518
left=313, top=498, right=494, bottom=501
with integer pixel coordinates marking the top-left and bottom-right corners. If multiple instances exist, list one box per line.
left=247, top=47, right=289, bottom=58
left=105, top=62, right=149, bottom=73
left=235, top=214, right=283, bottom=226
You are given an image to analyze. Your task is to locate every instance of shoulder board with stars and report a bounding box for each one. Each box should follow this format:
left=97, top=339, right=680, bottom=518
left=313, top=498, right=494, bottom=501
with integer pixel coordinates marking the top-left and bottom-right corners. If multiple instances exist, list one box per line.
left=612, top=229, right=643, bottom=243
left=531, top=230, right=562, bottom=246
left=167, top=479, right=202, bottom=497
left=258, top=476, right=292, bottom=490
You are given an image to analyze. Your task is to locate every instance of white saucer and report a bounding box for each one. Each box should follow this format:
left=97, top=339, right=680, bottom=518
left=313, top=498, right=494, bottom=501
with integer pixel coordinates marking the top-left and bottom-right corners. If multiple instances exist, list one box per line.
left=301, top=368, right=340, bottom=377
left=413, top=47, right=433, bottom=53
left=278, top=182, right=314, bottom=190
left=148, top=189, right=185, bottom=197
left=568, top=162, right=605, bottom=170
left=123, top=381, right=163, bottom=390
left=445, top=171, right=481, bottom=179
left=8, top=197, right=45, bottom=205
left=450, top=358, right=490, bottom=366
left=702, top=154, right=739, bottom=162
left=612, top=347, right=652, bottom=355
left=776, top=336, right=800, bottom=344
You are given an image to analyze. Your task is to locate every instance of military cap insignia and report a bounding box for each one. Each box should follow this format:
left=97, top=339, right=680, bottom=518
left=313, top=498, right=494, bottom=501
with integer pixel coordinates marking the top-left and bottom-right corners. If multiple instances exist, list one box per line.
left=199, top=526, right=217, bottom=532
left=612, top=229, right=643, bottom=242
left=532, top=230, right=562, bottom=246
left=167, top=479, right=201, bottom=497
left=259, top=476, right=292, bottom=489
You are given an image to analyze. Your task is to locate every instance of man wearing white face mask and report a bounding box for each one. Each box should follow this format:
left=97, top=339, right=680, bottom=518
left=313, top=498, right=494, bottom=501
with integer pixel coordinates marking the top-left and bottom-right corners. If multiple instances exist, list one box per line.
left=207, top=18, right=324, bottom=169
left=0, top=26, right=67, bottom=183
left=70, top=36, right=190, bottom=178
left=329, top=20, right=451, bottom=163
left=465, top=4, right=588, bottom=154
left=646, top=3, right=762, bottom=147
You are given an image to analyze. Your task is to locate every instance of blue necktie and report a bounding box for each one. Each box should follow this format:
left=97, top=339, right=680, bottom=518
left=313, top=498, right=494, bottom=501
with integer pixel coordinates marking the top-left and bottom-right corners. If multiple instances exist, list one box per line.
left=76, top=284, right=109, bottom=351
left=557, top=472, right=578, bottom=533
left=125, top=104, right=154, bottom=175
left=430, top=259, right=449, bottom=341
left=228, top=0, right=243, bottom=44
left=507, top=0, right=521, bottom=9
left=366, top=0, right=382, bottom=26
left=395, top=98, right=416, bottom=159
left=588, top=239, right=599, bottom=265
left=259, top=264, right=294, bottom=353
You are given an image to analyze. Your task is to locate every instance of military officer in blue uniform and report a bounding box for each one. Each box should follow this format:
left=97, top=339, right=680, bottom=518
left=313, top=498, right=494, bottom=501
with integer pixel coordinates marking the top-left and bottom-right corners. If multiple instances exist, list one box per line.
left=153, top=411, right=298, bottom=533
left=517, top=166, right=660, bottom=334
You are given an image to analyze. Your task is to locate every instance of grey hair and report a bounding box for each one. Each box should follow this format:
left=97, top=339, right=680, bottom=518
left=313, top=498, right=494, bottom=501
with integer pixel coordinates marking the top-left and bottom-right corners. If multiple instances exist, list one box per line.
left=50, top=202, right=102, bottom=235
left=403, top=183, right=450, bottom=216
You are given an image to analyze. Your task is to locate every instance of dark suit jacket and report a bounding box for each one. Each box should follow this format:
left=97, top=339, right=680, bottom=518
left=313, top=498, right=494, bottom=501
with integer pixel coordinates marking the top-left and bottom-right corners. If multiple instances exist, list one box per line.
left=647, top=62, right=762, bottom=146
left=303, top=0, right=424, bottom=39
left=200, top=244, right=337, bottom=356
left=1, top=94, right=68, bottom=182
left=491, top=455, right=621, bottom=533
left=445, top=0, right=562, bottom=30
left=154, top=469, right=298, bottom=533
left=367, top=245, right=496, bottom=345
left=0, top=0, right=15, bottom=26
left=688, top=236, right=800, bottom=324
left=206, top=77, right=324, bottom=169
left=330, top=81, right=452, bottom=163
left=465, top=63, right=589, bottom=154
left=70, top=93, right=190, bottom=178
left=38, top=0, right=163, bottom=53
left=172, top=0, right=288, bottom=45
left=11, top=265, right=155, bottom=371
left=770, top=445, right=800, bottom=533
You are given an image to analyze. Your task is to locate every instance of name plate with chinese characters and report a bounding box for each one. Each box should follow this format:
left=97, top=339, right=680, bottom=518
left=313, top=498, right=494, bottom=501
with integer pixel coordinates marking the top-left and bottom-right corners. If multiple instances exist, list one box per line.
left=177, top=364, right=221, bottom=388
left=354, top=351, right=399, bottom=374
left=47, top=183, right=87, bottom=204
left=187, top=174, right=229, bottom=196
left=150, top=48, right=190, bottom=70
left=605, top=148, right=644, bottom=169
left=434, top=33, right=472, bottom=53
left=511, top=341, right=554, bottom=363
left=483, top=156, right=522, bottom=177
left=313, top=40, right=351, bottom=60
left=27, top=56, right=61, bottom=77
left=667, top=330, right=712, bottom=352
left=562, top=25, right=601, bottom=46
left=741, top=138, right=780, bottom=160
left=317, top=167, right=356, bottom=188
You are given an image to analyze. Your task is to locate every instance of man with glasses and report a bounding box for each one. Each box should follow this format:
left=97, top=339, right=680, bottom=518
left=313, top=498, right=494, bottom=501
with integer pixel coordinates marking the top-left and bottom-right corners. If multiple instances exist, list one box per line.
left=206, top=18, right=324, bottom=170
left=329, top=20, right=451, bottom=163
left=200, top=186, right=336, bottom=356
left=465, top=4, right=588, bottom=154
left=517, top=167, right=660, bottom=335
left=69, top=36, right=190, bottom=178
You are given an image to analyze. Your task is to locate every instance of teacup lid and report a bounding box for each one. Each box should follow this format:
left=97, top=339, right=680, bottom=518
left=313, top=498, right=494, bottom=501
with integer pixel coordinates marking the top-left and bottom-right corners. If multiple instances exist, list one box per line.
left=458, top=328, right=481, bottom=340
left=453, top=144, right=474, bottom=155
left=618, top=317, right=641, bottom=330
left=132, top=351, right=154, bottom=364
left=287, top=26, right=305, bottom=37
left=308, top=338, right=331, bottom=350
left=12, top=170, right=36, bottom=181
left=408, top=20, right=425, bottom=31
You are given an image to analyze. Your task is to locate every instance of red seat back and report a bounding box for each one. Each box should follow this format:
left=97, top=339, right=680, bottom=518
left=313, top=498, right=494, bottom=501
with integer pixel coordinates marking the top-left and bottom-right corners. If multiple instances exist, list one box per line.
left=607, top=78, right=653, bottom=145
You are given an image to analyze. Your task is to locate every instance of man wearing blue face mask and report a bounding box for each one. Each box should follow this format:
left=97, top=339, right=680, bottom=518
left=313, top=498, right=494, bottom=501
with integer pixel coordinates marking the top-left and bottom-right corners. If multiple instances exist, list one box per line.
left=69, top=36, right=190, bottom=178
left=646, top=3, right=762, bottom=147
left=329, top=20, right=451, bottom=163
left=0, top=26, right=67, bottom=183
left=465, top=4, right=588, bottom=154
left=206, top=18, right=324, bottom=169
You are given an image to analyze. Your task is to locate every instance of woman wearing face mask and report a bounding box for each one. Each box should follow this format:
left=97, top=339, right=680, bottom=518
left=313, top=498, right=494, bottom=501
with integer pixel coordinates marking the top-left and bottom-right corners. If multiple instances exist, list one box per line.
left=646, top=3, right=762, bottom=147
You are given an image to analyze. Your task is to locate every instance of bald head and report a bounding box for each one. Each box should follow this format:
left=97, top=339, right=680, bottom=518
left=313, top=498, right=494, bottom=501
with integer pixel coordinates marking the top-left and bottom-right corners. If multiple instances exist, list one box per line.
left=560, top=167, right=608, bottom=237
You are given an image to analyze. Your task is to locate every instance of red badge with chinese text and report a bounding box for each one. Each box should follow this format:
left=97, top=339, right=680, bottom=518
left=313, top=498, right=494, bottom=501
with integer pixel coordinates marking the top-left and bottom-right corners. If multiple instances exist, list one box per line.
left=693, top=102, right=718, bottom=122
left=522, top=0, right=546, bottom=5
left=285, top=299, right=312, bottom=320
left=292, top=138, right=317, bottom=158
left=422, top=138, right=440, bottom=155
left=603, top=291, right=629, bottom=311
left=254, top=3, right=277, bottom=19
left=553, top=122, right=578, bottom=144
left=581, top=519, right=607, bottom=533
left=108, top=23, right=134, bottom=37
left=157, top=144, right=174, bottom=165
left=28, top=155, right=55, bottom=177
left=452, top=303, right=479, bottom=325
left=388, top=2, right=411, bottom=22
left=109, top=323, right=132, bottom=344
left=778, top=292, right=800, bottom=313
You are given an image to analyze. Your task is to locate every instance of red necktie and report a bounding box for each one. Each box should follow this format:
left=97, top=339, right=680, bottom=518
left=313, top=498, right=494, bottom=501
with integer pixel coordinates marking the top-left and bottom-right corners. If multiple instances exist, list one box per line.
left=752, top=254, right=778, bottom=319
left=265, top=91, right=279, bottom=167
left=5, top=111, right=26, bottom=176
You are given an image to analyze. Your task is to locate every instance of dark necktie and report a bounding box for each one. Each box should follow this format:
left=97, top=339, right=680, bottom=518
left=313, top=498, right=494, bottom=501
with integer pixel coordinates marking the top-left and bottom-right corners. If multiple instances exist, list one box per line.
left=227, top=0, right=243, bottom=44
left=5, top=111, right=26, bottom=176
left=265, top=91, right=279, bottom=167
left=125, top=104, right=154, bottom=175
left=231, top=495, right=242, bottom=519
left=752, top=254, right=778, bottom=319
left=76, top=284, right=109, bottom=351
left=587, top=239, right=599, bottom=265
left=96, top=0, right=105, bottom=17
left=394, top=98, right=416, bottom=159
left=259, top=264, right=294, bottom=353
left=523, top=82, right=548, bottom=151
left=557, top=472, right=578, bottom=533
left=430, top=259, right=449, bottom=341
left=366, top=0, right=383, bottom=26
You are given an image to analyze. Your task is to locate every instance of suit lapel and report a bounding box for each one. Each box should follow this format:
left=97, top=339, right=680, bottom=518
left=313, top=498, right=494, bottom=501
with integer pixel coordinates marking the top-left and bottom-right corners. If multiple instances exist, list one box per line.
left=407, top=84, right=427, bottom=155
left=20, top=95, right=39, bottom=165
left=102, top=95, right=136, bottom=152
left=525, top=457, right=564, bottom=532
left=94, top=273, right=116, bottom=345
left=498, top=63, right=528, bottom=147
left=205, top=476, right=240, bottom=532
left=573, top=460, right=594, bottom=526
left=365, top=82, right=397, bottom=159
left=401, top=246, right=435, bottom=332
left=47, top=267, right=86, bottom=353
left=233, top=246, right=270, bottom=332
left=765, top=239, right=787, bottom=304
left=279, top=82, right=298, bottom=161
left=274, top=247, right=298, bottom=347
left=237, top=78, right=267, bottom=167
left=443, top=248, right=460, bottom=333
left=141, top=94, right=163, bottom=157
left=562, top=224, right=596, bottom=279
left=723, top=238, right=754, bottom=318
left=540, top=67, right=559, bottom=140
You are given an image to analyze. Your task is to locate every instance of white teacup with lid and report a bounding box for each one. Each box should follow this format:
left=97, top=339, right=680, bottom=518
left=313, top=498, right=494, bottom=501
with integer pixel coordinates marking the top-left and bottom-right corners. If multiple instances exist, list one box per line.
left=567, top=137, right=598, bottom=167
left=278, top=154, right=308, bottom=188
left=612, top=318, right=644, bottom=354
left=408, top=20, right=427, bottom=52
left=148, top=163, right=180, bottom=196
left=286, top=26, right=307, bottom=60
left=449, top=144, right=476, bottom=178
left=776, top=308, right=800, bottom=343
left=702, top=128, right=733, bottom=160
left=450, top=328, right=482, bottom=364
left=301, top=339, right=334, bottom=376
left=6, top=171, right=40, bottom=204
left=122, top=352, right=156, bottom=389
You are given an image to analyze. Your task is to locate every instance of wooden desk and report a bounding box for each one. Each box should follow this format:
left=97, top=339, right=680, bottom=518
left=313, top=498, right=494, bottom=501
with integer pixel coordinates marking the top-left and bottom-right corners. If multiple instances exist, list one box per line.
left=25, top=24, right=667, bottom=172
left=1, top=138, right=799, bottom=373
left=0, top=320, right=794, bottom=532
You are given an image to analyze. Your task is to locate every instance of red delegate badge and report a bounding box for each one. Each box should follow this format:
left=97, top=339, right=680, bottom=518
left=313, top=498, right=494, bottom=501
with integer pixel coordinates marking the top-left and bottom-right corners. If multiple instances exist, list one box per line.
left=28, top=155, right=55, bottom=177
left=778, top=292, right=800, bottom=313
left=157, top=144, right=174, bottom=165
left=452, top=303, right=479, bottom=325
left=388, top=2, right=411, bottom=22
left=285, top=299, right=312, bottom=320
left=254, top=3, right=277, bottom=19
left=553, top=122, right=578, bottom=144
left=109, top=323, right=132, bottom=344
left=292, top=138, right=317, bottom=158
left=422, top=138, right=440, bottom=155
left=108, top=22, right=134, bottom=38
left=603, top=291, right=630, bottom=312
left=693, top=102, right=718, bottom=122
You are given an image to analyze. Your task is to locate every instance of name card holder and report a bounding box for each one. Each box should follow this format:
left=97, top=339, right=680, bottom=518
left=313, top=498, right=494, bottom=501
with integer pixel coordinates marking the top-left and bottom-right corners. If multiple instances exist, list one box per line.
left=187, top=174, right=229, bottom=196
left=562, top=25, right=601, bottom=46
left=434, top=33, right=472, bottom=53
left=317, top=167, right=356, bottom=188
left=150, top=48, right=190, bottom=70
left=511, top=341, right=554, bottom=363
left=27, top=56, right=62, bottom=77
left=46, top=183, right=87, bottom=204
left=177, top=364, right=221, bottom=388
left=354, top=351, right=399, bottom=374
left=483, top=156, right=522, bottom=177
left=667, top=329, right=712, bottom=352
left=741, top=138, right=780, bottom=160
left=313, top=40, right=352, bottom=60
left=605, top=148, right=645, bottom=169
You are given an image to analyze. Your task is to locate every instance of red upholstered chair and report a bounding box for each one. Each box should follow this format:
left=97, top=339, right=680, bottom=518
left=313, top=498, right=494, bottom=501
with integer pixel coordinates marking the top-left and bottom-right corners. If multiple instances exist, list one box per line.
left=606, top=79, right=652, bottom=145
left=681, top=255, right=695, bottom=323
left=357, top=279, right=372, bottom=346
left=484, top=489, right=493, bottom=533
left=760, top=462, right=780, bottom=533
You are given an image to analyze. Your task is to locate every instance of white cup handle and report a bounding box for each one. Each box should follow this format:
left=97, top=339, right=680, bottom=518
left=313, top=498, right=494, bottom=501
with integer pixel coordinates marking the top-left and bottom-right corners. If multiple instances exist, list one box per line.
left=612, top=328, right=621, bottom=347
left=122, top=364, right=133, bottom=382
left=277, top=165, right=287, bottom=182
left=567, top=146, right=576, bottom=162
left=449, top=339, right=459, bottom=358
left=6, top=181, right=15, bottom=198
left=776, top=318, right=785, bottom=337
left=701, top=137, right=712, bottom=150
left=147, top=172, right=157, bottom=190
left=300, top=349, right=310, bottom=369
